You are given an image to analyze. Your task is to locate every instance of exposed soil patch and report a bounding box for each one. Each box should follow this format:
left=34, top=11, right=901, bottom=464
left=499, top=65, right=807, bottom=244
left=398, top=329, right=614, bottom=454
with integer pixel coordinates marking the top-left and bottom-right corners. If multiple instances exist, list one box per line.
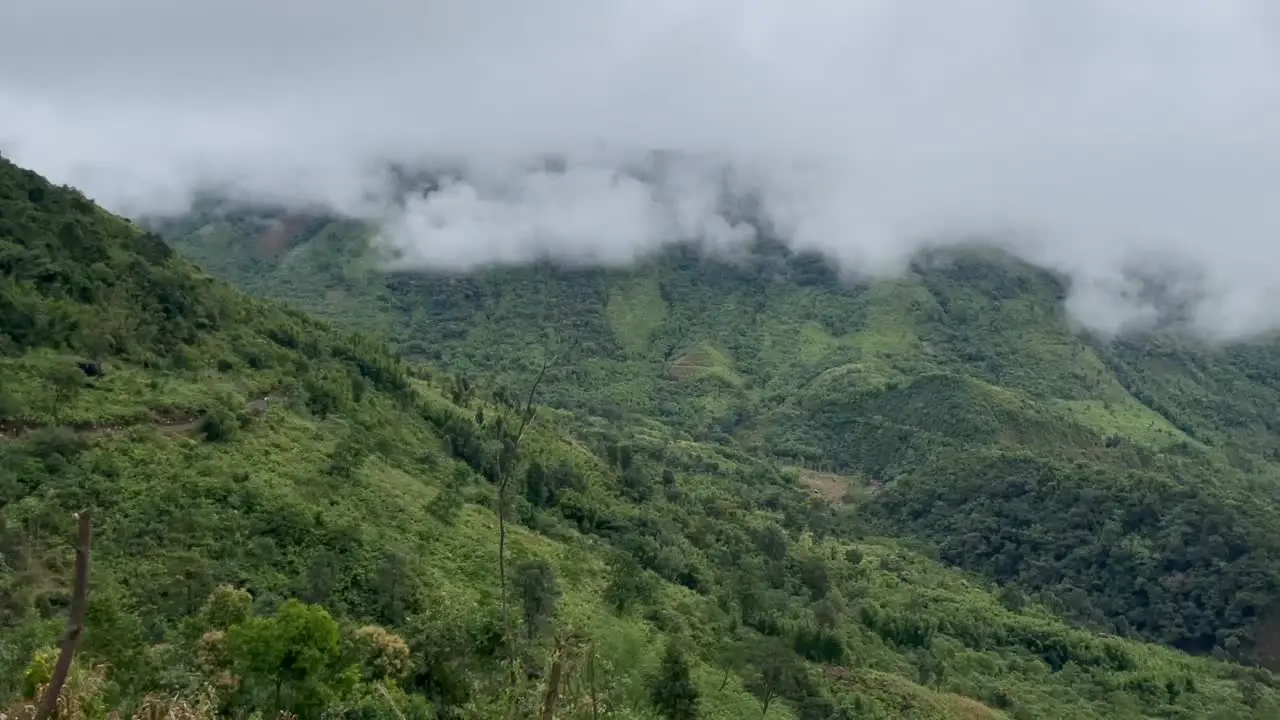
left=798, top=469, right=852, bottom=504
left=796, top=468, right=886, bottom=505
left=254, top=215, right=312, bottom=260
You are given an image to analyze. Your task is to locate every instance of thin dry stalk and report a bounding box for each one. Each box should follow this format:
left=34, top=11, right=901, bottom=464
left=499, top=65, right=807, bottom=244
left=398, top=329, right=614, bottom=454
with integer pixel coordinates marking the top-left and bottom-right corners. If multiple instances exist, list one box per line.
left=34, top=511, right=93, bottom=720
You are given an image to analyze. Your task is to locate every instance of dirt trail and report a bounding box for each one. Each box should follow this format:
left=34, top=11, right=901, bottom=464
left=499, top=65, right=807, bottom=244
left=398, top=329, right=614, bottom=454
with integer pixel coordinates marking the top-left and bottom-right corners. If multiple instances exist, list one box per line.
left=0, top=395, right=276, bottom=441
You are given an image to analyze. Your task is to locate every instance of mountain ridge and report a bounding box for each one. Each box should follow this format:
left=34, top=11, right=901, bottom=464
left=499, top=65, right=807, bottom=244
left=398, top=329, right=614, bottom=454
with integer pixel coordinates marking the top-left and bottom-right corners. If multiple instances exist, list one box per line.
left=157, top=205, right=1280, bottom=472
left=6, top=156, right=1280, bottom=718
left=158, top=203, right=1280, bottom=663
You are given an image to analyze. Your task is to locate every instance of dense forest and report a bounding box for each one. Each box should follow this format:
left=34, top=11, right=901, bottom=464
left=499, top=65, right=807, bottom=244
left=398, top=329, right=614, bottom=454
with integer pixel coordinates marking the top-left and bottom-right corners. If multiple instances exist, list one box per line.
left=6, top=155, right=1280, bottom=718
left=163, top=204, right=1280, bottom=664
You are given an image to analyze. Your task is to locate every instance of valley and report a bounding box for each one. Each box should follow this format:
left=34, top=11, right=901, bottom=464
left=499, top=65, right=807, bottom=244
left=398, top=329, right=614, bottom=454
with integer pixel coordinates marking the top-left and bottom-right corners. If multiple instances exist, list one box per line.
left=4, top=155, right=1280, bottom=718
left=164, top=206, right=1280, bottom=658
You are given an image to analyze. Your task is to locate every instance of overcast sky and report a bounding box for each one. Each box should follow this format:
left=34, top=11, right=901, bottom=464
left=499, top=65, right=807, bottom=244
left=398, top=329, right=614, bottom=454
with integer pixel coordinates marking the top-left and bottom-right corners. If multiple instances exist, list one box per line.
left=3, top=1, right=1280, bottom=339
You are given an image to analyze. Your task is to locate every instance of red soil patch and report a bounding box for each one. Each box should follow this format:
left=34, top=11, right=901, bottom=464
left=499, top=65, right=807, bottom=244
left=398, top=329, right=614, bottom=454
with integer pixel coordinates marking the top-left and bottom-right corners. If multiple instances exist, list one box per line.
left=254, top=214, right=311, bottom=260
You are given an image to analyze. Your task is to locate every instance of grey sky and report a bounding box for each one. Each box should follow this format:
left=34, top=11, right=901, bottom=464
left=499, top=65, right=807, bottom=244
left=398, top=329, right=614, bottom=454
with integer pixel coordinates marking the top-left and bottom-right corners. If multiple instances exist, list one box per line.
left=3, top=1, right=1280, bottom=339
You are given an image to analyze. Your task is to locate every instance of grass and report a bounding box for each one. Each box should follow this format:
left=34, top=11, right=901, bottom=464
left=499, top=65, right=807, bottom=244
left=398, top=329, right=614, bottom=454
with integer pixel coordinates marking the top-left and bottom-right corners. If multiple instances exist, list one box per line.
left=1053, top=398, right=1190, bottom=449
left=848, top=279, right=931, bottom=374
left=154, top=207, right=1280, bottom=669
left=19, top=170, right=1265, bottom=717
left=8, top=371, right=1280, bottom=717
left=794, top=469, right=856, bottom=505
left=605, top=275, right=668, bottom=356
left=666, top=342, right=744, bottom=388
left=0, top=351, right=257, bottom=430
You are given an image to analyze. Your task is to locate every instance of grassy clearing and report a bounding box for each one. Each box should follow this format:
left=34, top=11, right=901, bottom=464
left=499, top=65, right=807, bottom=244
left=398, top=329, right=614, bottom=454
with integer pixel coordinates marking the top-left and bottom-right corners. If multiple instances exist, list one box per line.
left=1054, top=398, right=1190, bottom=449
left=666, top=342, right=744, bottom=389
left=605, top=274, right=668, bottom=356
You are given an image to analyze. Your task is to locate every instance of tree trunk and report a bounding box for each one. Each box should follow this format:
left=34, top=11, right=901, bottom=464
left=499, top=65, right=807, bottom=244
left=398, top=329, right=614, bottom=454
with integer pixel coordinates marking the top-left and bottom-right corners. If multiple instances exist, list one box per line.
left=498, top=474, right=516, bottom=683
left=760, top=689, right=774, bottom=718
left=493, top=337, right=572, bottom=689
left=588, top=647, right=599, bottom=720
left=34, top=511, right=92, bottom=720
left=539, top=638, right=568, bottom=720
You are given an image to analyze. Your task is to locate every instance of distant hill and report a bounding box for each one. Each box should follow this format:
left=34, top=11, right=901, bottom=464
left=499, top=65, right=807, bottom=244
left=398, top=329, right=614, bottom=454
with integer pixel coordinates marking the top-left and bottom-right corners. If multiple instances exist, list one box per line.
left=5, top=156, right=1280, bottom=718
left=160, top=204, right=1280, bottom=668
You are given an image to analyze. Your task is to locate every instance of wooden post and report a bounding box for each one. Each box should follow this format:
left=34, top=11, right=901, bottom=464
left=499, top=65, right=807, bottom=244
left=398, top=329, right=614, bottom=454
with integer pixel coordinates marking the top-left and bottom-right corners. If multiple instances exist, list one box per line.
left=34, top=511, right=92, bottom=720
left=538, top=637, right=567, bottom=720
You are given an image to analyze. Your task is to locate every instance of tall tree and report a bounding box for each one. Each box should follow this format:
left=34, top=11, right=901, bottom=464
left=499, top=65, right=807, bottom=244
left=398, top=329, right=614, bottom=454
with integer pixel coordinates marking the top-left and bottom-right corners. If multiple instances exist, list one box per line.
left=650, top=641, right=700, bottom=720
left=225, top=600, right=351, bottom=716
left=514, top=558, right=561, bottom=641
left=488, top=333, right=576, bottom=682
left=746, top=639, right=801, bottom=718
left=604, top=553, right=658, bottom=613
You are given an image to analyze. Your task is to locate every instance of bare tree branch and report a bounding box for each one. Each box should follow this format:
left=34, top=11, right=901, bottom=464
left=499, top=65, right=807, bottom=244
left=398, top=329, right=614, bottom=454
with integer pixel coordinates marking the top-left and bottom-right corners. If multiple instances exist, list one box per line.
left=497, top=335, right=575, bottom=688
left=34, top=510, right=92, bottom=720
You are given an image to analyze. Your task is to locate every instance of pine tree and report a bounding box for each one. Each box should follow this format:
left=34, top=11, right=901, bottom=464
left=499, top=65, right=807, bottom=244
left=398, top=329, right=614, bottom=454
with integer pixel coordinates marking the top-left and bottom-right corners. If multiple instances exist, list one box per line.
left=650, top=641, right=700, bottom=720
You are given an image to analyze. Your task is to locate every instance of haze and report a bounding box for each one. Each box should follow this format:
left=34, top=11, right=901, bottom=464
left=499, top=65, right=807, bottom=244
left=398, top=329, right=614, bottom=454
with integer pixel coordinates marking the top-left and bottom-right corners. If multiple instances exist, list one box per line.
left=3, top=0, right=1280, bottom=339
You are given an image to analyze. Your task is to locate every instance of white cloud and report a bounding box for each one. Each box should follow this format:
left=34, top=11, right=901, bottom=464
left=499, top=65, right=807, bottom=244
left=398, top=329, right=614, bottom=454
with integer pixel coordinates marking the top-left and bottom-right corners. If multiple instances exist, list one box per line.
left=4, top=0, right=1280, bottom=339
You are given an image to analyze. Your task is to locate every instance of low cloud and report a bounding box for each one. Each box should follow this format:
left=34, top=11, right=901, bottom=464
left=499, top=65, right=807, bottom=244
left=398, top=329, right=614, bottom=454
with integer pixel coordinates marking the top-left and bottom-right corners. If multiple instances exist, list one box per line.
left=4, top=0, right=1280, bottom=340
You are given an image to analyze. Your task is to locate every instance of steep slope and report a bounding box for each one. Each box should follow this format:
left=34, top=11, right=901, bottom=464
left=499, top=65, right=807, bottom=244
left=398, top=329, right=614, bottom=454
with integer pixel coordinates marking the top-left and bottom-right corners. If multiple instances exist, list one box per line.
left=159, top=207, right=1280, bottom=668
left=18, top=158, right=1280, bottom=717
left=161, top=211, right=1249, bottom=457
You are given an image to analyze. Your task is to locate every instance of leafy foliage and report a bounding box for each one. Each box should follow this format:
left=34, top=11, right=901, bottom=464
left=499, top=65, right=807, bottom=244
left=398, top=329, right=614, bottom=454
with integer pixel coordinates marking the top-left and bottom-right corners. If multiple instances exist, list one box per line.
left=161, top=207, right=1280, bottom=668
left=650, top=642, right=699, bottom=720
left=514, top=558, right=561, bottom=642
left=5, top=157, right=1280, bottom=718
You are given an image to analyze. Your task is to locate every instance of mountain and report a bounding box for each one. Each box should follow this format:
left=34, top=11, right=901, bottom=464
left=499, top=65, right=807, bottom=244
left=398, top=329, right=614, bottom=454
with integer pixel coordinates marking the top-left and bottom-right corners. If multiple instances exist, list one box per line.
left=159, top=205, right=1280, bottom=666
left=5, top=156, right=1280, bottom=719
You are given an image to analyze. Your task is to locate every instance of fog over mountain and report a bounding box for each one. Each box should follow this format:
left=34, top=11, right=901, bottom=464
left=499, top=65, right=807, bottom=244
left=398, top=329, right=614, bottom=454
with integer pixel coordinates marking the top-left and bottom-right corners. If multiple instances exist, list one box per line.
left=4, top=0, right=1280, bottom=339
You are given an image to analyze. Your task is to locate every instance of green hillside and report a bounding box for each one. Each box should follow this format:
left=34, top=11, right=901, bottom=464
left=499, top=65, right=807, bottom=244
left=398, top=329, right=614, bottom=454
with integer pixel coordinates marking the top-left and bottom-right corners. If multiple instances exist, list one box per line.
left=158, top=206, right=1280, bottom=670
left=7, top=156, right=1280, bottom=718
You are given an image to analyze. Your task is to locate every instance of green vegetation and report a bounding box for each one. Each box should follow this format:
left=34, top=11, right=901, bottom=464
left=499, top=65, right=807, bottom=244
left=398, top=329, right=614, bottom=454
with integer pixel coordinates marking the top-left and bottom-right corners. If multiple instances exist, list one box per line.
left=7, top=155, right=1280, bottom=718
left=164, top=206, right=1280, bottom=667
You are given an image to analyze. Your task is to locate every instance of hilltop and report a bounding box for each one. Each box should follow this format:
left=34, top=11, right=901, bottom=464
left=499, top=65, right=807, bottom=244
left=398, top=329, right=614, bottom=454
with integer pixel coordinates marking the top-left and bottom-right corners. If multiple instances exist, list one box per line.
left=159, top=204, right=1280, bottom=667
left=5, top=156, right=1280, bottom=719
